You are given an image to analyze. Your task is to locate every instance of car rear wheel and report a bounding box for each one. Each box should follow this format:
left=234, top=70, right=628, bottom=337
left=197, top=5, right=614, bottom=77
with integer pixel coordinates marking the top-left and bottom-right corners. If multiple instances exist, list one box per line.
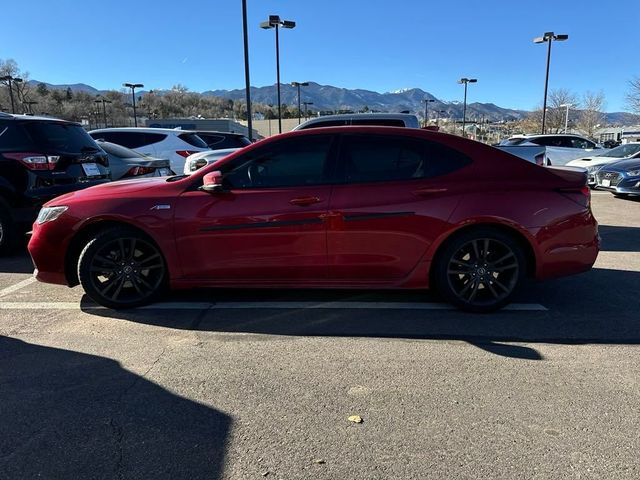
left=78, top=227, right=167, bottom=309
left=433, top=229, right=525, bottom=313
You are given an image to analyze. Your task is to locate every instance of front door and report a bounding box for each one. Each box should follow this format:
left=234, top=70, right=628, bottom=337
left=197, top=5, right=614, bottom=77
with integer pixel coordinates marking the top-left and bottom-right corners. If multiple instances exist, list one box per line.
left=174, top=134, right=337, bottom=282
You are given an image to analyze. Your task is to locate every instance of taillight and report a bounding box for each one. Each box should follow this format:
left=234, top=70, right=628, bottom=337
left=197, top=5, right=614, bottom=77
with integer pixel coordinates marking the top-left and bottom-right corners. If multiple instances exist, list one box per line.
left=4, top=152, right=60, bottom=170
left=124, top=166, right=156, bottom=177
left=176, top=150, right=199, bottom=158
left=557, top=185, right=591, bottom=208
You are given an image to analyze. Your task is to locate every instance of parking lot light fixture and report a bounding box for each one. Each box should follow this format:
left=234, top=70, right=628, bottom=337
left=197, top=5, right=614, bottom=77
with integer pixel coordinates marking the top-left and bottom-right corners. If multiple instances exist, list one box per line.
left=457, top=78, right=477, bottom=138
left=423, top=99, right=435, bottom=127
left=303, top=101, right=314, bottom=119
left=123, top=83, right=144, bottom=127
left=534, top=32, right=569, bottom=134
left=291, top=81, right=309, bottom=124
left=242, top=0, right=253, bottom=141
left=0, top=75, right=22, bottom=114
left=95, top=96, right=113, bottom=128
left=261, top=15, right=296, bottom=133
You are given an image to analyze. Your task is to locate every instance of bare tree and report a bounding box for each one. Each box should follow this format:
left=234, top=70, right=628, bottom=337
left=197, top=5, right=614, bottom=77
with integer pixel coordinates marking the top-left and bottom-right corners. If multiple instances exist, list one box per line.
left=626, top=77, right=640, bottom=115
left=576, top=91, right=606, bottom=139
left=546, top=89, right=580, bottom=133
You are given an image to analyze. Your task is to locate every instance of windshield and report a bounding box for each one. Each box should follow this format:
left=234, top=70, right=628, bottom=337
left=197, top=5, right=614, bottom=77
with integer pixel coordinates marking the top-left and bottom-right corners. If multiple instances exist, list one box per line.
left=22, top=121, right=99, bottom=153
left=598, top=143, right=640, bottom=158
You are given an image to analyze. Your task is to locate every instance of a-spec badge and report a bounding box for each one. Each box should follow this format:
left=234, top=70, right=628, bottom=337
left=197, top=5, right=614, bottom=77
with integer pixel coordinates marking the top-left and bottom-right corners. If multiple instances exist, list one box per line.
left=150, top=204, right=171, bottom=210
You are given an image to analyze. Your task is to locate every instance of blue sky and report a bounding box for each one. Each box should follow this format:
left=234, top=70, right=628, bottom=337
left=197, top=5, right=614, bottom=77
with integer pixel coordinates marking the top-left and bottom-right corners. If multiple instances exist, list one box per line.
left=2, top=0, right=637, bottom=111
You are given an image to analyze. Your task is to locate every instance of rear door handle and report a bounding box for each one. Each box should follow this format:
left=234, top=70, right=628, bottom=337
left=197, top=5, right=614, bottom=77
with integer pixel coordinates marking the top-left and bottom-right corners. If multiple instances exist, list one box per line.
left=412, top=188, right=447, bottom=196
left=289, top=196, right=322, bottom=206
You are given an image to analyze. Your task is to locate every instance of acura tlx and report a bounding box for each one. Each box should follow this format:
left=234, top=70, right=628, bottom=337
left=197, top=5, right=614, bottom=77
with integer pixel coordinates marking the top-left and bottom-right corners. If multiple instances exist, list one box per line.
left=28, top=127, right=599, bottom=312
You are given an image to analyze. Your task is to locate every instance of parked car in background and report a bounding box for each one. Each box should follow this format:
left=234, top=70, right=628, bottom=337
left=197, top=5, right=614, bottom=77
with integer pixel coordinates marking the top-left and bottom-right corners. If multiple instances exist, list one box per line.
left=194, top=131, right=251, bottom=149
left=500, top=134, right=603, bottom=165
left=183, top=148, right=241, bottom=175
left=602, top=139, right=621, bottom=149
left=29, top=127, right=598, bottom=313
left=293, top=113, right=420, bottom=130
left=0, top=113, right=110, bottom=253
left=595, top=157, right=640, bottom=198
left=567, top=142, right=640, bottom=187
left=494, top=144, right=548, bottom=166
left=95, top=141, right=173, bottom=180
left=89, top=127, right=208, bottom=174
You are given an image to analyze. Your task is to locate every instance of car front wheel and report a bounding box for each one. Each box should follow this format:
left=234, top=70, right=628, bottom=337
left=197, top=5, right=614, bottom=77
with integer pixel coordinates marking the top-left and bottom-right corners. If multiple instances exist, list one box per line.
left=78, top=227, right=167, bottom=309
left=433, top=229, right=525, bottom=313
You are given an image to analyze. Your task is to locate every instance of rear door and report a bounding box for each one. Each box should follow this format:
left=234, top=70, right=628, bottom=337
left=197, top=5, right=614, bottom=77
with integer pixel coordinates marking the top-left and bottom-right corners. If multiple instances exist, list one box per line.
left=174, top=134, right=337, bottom=281
left=327, top=133, right=471, bottom=281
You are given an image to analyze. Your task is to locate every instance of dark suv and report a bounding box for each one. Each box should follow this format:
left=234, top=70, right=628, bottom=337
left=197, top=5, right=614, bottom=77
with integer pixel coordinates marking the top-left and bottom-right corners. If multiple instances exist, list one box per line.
left=0, top=114, right=110, bottom=252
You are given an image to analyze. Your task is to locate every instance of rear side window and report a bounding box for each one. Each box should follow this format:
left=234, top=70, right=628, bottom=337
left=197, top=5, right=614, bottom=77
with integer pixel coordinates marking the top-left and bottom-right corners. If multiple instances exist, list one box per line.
left=198, top=133, right=251, bottom=149
left=350, top=119, right=406, bottom=127
left=178, top=133, right=208, bottom=148
left=1, top=121, right=98, bottom=153
left=339, top=135, right=471, bottom=184
left=0, top=121, right=34, bottom=151
left=90, top=131, right=167, bottom=149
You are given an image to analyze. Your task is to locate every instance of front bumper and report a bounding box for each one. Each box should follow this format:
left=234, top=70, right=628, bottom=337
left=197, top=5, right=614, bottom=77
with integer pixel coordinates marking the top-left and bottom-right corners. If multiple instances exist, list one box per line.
left=596, top=173, right=640, bottom=195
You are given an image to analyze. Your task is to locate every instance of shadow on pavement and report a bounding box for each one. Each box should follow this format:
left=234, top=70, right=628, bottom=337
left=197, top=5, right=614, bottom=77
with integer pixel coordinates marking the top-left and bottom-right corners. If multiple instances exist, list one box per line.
left=0, top=252, right=34, bottom=274
left=0, top=337, right=231, bottom=480
left=598, top=224, right=640, bottom=252
left=81, top=266, right=640, bottom=362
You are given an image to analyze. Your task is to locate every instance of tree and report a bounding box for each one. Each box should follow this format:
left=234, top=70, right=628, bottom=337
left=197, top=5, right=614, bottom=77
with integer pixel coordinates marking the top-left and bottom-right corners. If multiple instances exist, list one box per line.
left=36, top=83, right=49, bottom=96
left=626, top=76, right=640, bottom=115
left=65, top=87, right=73, bottom=101
left=577, top=91, right=606, bottom=139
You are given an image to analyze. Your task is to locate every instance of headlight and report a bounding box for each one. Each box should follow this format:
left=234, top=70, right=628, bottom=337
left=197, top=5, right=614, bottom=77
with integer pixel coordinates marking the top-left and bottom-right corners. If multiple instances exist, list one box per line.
left=626, top=169, right=640, bottom=177
left=36, top=206, right=68, bottom=225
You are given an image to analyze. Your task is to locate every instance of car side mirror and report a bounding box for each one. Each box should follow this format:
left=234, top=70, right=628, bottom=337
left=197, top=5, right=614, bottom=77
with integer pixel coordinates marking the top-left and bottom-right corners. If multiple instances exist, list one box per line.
left=200, top=170, right=225, bottom=193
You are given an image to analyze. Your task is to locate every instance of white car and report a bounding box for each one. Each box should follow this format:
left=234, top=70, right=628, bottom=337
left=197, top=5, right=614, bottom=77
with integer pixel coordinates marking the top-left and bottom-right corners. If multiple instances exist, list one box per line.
left=567, top=142, right=640, bottom=187
left=500, top=134, right=603, bottom=166
left=293, top=113, right=420, bottom=130
left=183, top=148, right=241, bottom=175
left=89, top=127, right=209, bottom=173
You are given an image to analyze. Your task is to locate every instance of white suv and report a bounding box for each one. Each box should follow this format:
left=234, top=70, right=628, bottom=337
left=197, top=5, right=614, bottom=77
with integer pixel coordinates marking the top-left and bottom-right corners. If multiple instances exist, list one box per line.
left=500, top=134, right=603, bottom=166
left=293, top=113, right=420, bottom=131
left=89, top=127, right=208, bottom=173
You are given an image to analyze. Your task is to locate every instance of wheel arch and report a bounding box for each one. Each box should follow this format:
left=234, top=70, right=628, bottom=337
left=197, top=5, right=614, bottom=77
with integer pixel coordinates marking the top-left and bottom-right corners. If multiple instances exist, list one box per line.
left=64, top=219, right=167, bottom=286
left=428, top=221, right=538, bottom=284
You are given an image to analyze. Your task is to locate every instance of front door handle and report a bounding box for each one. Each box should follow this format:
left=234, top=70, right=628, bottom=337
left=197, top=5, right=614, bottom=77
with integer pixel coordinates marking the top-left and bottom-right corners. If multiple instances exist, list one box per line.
left=290, top=196, right=322, bottom=206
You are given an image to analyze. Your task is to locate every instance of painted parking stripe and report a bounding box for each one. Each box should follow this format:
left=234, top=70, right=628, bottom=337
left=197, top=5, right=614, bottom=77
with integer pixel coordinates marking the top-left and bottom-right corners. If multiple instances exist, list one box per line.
left=0, top=277, right=36, bottom=298
left=0, top=301, right=547, bottom=311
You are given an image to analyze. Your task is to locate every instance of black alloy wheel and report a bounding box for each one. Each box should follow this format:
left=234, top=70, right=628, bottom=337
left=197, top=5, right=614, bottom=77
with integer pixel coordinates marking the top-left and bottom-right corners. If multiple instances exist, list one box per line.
left=78, top=227, right=167, bottom=309
left=434, top=229, right=525, bottom=312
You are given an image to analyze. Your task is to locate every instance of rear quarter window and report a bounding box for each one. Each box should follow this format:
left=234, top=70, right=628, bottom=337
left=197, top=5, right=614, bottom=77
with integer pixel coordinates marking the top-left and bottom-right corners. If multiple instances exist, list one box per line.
left=178, top=133, right=208, bottom=148
left=0, top=121, right=34, bottom=151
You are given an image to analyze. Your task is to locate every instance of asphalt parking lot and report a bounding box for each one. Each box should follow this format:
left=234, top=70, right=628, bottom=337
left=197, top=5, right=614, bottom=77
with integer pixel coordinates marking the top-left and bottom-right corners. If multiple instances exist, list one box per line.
left=1, top=191, right=639, bottom=480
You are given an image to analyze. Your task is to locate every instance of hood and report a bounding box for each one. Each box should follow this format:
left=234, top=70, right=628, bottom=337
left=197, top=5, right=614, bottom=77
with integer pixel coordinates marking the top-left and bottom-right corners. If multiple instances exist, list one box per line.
left=44, top=177, right=168, bottom=206
left=600, top=158, right=640, bottom=172
left=567, top=157, right=621, bottom=167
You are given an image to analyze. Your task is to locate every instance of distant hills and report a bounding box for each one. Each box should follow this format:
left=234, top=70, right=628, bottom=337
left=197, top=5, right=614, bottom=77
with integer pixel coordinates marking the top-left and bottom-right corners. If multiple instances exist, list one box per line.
left=27, top=79, right=640, bottom=125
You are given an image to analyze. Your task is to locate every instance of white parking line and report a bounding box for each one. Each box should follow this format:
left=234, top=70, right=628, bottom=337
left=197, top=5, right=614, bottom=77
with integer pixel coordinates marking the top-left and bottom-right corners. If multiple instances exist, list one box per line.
left=0, top=277, right=36, bottom=298
left=0, top=301, right=547, bottom=311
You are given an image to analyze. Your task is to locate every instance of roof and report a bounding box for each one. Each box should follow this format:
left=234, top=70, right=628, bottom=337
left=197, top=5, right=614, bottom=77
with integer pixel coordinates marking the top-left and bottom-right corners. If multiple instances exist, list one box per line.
left=89, top=127, right=199, bottom=134
left=0, top=113, right=77, bottom=124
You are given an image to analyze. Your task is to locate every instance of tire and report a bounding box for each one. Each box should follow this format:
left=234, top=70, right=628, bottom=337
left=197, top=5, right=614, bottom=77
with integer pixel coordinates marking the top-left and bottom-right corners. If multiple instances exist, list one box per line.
left=432, top=228, right=526, bottom=313
left=0, top=205, right=17, bottom=255
left=77, top=227, right=167, bottom=309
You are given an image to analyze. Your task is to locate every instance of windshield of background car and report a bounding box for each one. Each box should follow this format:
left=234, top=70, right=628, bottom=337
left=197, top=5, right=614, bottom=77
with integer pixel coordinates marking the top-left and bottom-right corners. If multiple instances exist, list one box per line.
left=178, top=133, right=208, bottom=148
left=0, top=120, right=98, bottom=153
left=599, top=144, right=640, bottom=158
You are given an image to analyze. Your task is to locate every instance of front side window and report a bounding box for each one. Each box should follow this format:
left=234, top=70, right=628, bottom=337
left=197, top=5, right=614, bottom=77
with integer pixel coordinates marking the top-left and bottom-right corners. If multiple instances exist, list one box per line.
left=221, top=135, right=335, bottom=188
left=338, top=135, right=471, bottom=184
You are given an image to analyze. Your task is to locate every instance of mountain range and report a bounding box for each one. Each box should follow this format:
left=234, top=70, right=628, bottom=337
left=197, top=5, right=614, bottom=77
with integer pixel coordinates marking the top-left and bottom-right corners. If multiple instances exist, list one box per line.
left=27, top=80, right=640, bottom=125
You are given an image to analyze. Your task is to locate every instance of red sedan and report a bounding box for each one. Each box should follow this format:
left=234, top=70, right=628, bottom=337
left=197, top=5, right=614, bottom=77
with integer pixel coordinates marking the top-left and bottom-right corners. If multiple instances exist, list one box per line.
left=28, top=127, right=599, bottom=312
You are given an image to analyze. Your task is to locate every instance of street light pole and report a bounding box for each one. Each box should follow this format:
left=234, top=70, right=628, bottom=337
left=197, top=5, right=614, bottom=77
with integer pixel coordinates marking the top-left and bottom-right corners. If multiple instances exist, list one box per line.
left=436, top=109, right=446, bottom=126
left=23, top=101, right=38, bottom=115
left=303, top=101, right=314, bottom=120
left=261, top=15, right=296, bottom=134
left=123, top=82, right=144, bottom=127
left=241, top=0, right=253, bottom=141
left=291, top=81, right=309, bottom=124
left=95, top=97, right=112, bottom=128
left=458, top=78, right=477, bottom=138
left=560, top=103, right=572, bottom=133
left=534, top=32, right=568, bottom=134
left=423, top=99, right=435, bottom=127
